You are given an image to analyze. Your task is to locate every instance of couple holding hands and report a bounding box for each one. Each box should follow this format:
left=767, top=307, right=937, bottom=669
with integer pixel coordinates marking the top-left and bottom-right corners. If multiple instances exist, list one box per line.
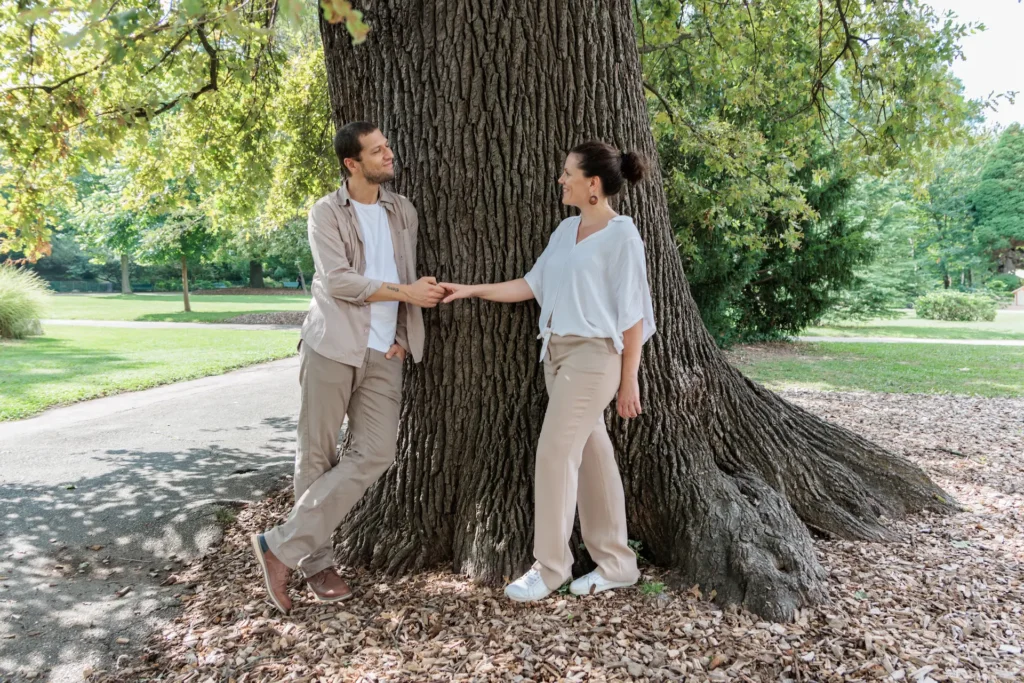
left=251, top=121, right=655, bottom=614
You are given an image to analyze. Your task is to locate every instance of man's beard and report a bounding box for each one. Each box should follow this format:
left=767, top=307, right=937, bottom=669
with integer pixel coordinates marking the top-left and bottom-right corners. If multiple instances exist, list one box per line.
left=364, top=166, right=396, bottom=184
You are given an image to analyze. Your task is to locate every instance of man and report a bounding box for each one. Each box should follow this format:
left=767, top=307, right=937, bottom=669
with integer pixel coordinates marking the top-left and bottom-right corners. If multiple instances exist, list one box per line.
left=251, top=121, right=445, bottom=613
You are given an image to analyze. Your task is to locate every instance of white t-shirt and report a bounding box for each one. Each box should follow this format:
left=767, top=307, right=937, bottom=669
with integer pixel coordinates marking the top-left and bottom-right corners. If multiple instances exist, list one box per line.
left=523, top=215, right=656, bottom=362
left=351, top=199, right=400, bottom=353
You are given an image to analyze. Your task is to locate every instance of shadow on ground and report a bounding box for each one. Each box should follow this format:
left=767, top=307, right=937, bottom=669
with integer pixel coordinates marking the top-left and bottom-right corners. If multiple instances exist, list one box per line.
left=0, top=416, right=297, bottom=682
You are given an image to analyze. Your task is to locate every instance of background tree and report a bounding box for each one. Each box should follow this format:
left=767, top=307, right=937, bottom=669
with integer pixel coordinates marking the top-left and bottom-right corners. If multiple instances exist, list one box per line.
left=69, top=170, right=142, bottom=294
left=824, top=175, right=932, bottom=320
left=137, top=207, right=219, bottom=312
left=920, top=140, right=992, bottom=289
left=971, top=124, right=1024, bottom=275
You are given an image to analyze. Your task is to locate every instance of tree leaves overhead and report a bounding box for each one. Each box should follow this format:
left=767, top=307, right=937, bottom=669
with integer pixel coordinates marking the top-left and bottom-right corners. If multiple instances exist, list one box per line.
left=0, top=0, right=364, bottom=259
left=315, top=0, right=370, bottom=42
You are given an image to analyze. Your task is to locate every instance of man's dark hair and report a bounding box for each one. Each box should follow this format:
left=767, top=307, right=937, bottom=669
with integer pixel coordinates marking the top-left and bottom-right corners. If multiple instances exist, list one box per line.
left=334, top=121, right=379, bottom=177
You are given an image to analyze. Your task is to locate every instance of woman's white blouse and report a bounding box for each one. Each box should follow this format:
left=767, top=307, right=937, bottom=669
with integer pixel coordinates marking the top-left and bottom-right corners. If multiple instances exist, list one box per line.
left=523, top=215, right=656, bottom=362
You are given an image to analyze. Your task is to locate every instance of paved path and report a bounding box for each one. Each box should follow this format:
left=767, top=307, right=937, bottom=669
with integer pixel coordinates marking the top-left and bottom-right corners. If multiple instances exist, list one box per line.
left=0, top=358, right=300, bottom=682
left=797, top=335, right=1024, bottom=346
left=42, top=319, right=301, bottom=332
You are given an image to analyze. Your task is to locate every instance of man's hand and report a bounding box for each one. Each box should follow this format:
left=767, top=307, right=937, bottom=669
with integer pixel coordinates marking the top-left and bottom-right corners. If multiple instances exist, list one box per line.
left=405, top=277, right=446, bottom=308
left=617, top=375, right=642, bottom=419
left=385, top=343, right=407, bottom=361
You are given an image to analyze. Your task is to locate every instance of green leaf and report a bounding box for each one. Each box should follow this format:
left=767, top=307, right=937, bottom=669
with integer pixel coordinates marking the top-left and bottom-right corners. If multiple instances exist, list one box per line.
left=109, top=43, right=127, bottom=65
left=17, top=7, right=58, bottom=23
left=182, top=0, right=205, bottom=17
left=109, top=9, right=140, bottom=32
left=59, top=28, right=90, bottom=49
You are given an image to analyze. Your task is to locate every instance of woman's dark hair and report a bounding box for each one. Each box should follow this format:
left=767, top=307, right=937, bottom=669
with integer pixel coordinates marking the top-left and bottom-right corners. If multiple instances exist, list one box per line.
left=334, top=121, right=380, bottom=177
left=570, top=141, right=648, bottom=196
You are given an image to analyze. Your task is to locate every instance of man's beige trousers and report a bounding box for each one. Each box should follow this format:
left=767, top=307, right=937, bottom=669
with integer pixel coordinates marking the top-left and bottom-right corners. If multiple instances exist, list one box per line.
left=533, top=335, right=640, bottom=590
left=265, top=343, right=402, bottom=574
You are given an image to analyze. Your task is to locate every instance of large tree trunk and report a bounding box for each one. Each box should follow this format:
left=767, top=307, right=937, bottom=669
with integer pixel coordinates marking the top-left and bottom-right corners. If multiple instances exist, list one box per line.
left=120, top=253, right=132, bottom=294
left=320, top=0, right=955, bottom=621
left=249, top=259, right=265, bottom=289
left=181, top=254, right=191, bottom=313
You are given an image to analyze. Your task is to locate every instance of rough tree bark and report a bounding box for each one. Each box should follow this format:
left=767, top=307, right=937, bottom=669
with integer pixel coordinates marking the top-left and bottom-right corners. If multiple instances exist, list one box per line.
left=320, top=0, right=955, bottom=620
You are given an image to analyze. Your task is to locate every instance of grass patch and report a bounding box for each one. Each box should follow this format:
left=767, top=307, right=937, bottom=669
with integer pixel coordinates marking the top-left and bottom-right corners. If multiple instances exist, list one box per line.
left=47, top=293, right=310, bottom=323
left=640, top=581, right=666, bottom=596
left=214, top=506, right=239, bottom=527
left=730, top=341, right=1024, bottom=397
left=804, top=310, right=1024, bottom=340
left=0, top=325, right=299, bottom=420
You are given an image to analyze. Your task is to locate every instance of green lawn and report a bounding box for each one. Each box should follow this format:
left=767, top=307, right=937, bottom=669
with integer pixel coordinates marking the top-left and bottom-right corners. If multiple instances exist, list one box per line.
left=802, top=309, right=1024, bottom=340
left=0, top=325, right=299, bottom=421
left=730, top=341, right=1024, bottom=397
left=45, top=293, right=311, bottom=323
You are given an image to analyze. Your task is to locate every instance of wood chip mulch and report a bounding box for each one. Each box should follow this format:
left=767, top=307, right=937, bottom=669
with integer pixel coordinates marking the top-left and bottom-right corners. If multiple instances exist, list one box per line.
left=220, top=311, right=307, bottom=326
left=88, top=390, right=1023, bottom=682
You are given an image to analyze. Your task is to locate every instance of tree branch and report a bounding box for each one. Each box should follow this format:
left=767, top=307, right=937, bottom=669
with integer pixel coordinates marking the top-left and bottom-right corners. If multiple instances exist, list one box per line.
left=131, top=25, right=219, bottom=120
left=144, top=29, right=193, bottom=76
left=2, top=61, right=108, bottom=95
left=643, top=80, right=677, bottom=123
left=637, top=31, right=695, bottom=54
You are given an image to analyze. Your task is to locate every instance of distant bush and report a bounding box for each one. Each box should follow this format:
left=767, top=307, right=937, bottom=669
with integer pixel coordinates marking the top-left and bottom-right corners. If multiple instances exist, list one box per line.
left=914, top=291, right=997, bottom=322
left=154, top=279, right=182, bottom=292
left=983, top=274, right=1020, bottom=302
left=986, top=273, right=1020, bottom=292
left=0, top=266, right=51, bottom=339
left=192, top=280, right=232, bottom=290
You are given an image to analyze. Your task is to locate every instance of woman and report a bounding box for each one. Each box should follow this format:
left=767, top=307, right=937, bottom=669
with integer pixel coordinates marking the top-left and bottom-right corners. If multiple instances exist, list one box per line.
left=441, top=141, right=656, bottom=602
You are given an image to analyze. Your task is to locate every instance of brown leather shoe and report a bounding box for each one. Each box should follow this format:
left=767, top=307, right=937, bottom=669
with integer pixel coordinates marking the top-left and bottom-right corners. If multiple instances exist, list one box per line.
left=251, top=534, right=292, bottom=614
left=306, top=567, right=353, bottom=603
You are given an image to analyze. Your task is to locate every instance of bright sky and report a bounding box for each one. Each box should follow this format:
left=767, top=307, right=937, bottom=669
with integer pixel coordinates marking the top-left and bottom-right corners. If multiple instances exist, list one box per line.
left=926, top=0, right=1024, bottom=127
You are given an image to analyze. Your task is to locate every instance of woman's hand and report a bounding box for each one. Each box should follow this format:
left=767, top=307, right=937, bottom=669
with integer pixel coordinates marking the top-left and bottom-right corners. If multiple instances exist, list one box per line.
left=440, top=283, right=477, bottom=303
left=617, top=374, right=642, bottom=419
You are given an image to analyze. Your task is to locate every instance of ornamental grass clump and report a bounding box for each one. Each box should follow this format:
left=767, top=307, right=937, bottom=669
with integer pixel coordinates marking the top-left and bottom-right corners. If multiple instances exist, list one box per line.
left=0, top=265, right=50, bottom=339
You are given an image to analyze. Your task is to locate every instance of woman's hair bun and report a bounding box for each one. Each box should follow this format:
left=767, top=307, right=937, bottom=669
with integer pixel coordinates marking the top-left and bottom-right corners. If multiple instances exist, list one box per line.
left=620, top=151, right=648, bottom=185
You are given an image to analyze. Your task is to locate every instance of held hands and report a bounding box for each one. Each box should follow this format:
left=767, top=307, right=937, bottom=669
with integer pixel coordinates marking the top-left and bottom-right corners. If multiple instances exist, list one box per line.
left=617, top=374, right=642, bottom=419
left=439, top=282, right=476, bottom=304
left=406, top=277, right=446, bottom=308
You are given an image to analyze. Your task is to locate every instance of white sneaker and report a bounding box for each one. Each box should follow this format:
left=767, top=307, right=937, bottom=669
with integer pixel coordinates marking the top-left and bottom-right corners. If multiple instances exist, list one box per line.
left=569, top=570, right=637, bottom=596
left=504, top=568, right=554, bottom=602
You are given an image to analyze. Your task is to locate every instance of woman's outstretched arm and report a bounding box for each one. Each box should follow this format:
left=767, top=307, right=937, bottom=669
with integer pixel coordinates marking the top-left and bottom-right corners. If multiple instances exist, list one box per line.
left=440, top=279, right=535, bottom=304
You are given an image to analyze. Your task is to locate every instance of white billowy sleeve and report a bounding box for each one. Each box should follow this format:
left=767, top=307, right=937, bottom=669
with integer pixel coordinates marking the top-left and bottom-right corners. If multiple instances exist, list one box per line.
left=523, top=229, right=558, bottom=307
left=614, top=236, right=656, bottom=349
